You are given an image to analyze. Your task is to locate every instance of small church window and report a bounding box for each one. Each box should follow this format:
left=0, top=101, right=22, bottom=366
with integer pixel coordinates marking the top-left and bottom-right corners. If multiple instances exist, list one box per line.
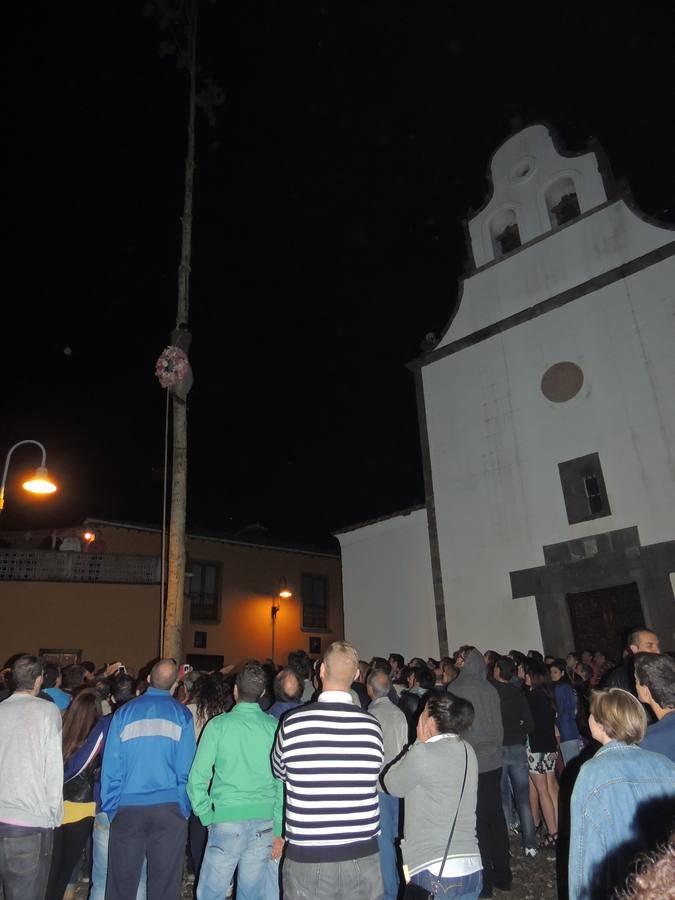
left=558, top=453, right=611, bottom=524
left=584, top=474, right=603, bottom=515
left=551, top=192, right=581, bottom=227
left=490, top=209, right=521, bottom=259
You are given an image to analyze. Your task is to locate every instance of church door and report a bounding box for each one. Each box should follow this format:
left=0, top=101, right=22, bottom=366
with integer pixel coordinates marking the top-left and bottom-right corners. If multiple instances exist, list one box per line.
left=567, top=582, right=644, bottom=662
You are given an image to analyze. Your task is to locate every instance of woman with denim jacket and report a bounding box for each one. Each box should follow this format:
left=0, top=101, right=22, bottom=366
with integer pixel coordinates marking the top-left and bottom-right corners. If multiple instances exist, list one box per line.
left=569, top=688, right=675, bottom=900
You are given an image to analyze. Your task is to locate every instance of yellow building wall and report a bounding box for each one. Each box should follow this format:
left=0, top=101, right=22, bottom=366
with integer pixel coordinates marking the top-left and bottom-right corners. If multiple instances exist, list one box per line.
left=1, top=523, right=344, bottom=672
left=0, top=581, right=160, bottom=673
left=93, top=524, right=344, bottom=665
left=181, top=541, right=344, bottom=667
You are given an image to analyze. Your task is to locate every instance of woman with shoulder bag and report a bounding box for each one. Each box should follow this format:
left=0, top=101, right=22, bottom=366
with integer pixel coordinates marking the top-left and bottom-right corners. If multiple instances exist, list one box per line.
left=46, top=688, right=103, bottom=900
left=383, top=690, right=482, bottom=900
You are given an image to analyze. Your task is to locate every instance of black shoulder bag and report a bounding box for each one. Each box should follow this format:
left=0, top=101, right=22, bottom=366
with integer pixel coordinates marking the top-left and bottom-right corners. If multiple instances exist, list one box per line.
left=403, top=742, right=469, bottom=900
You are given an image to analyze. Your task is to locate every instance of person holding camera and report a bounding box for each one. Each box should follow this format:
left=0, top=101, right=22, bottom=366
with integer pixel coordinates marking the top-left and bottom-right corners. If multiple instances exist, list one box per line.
left=384, top=691, right=483, bottom=900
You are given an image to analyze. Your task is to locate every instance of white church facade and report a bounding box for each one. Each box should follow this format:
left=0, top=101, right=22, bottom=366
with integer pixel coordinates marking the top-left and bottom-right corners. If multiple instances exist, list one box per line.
left=337, top=124, right=675, bottom=662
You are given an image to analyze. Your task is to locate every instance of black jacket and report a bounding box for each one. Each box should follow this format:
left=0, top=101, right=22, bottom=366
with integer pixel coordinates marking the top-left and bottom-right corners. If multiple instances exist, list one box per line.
left=525, top=688, right=557, bottom=753
left=398, top=689, right=428, bottom=744
left=493, top=680, right=534, bottom=746
left=601, top=661, right=636, bottom=695
left=350, top=681, right=370, bottom=710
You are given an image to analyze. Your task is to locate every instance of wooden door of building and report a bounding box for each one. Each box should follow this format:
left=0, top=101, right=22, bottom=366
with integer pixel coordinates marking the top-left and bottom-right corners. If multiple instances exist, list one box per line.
left=567, top=582, right=644, bottom=662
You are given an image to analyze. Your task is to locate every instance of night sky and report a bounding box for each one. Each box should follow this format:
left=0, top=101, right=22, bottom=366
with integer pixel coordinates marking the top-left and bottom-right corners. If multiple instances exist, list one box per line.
left=5, top=3, right=675, bottom=542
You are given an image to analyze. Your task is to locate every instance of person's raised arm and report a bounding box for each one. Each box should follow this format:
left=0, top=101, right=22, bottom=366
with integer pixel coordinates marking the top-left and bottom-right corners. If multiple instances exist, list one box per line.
left=382, top=741, right=424, bottom=797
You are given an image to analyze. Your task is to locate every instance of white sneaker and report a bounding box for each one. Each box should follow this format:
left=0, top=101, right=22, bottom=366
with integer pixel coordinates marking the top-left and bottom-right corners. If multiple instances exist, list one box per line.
left=525, top=847, right=538, bottom=858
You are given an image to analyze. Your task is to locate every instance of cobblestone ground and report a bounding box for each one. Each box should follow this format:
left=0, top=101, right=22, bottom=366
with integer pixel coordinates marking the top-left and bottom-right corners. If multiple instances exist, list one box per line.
left=72, top=834, right=558, bottom=899
left=507, top=834, right=558, bottom=899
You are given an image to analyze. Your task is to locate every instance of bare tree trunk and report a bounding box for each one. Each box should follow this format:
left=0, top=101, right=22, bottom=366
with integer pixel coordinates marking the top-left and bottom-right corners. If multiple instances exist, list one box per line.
left=163, top=0, right=197, bottom=661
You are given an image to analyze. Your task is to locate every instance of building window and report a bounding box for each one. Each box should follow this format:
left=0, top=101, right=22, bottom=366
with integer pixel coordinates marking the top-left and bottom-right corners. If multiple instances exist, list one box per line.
left=40, top=649, right=82, bottom=667
left=194, top=630, right=207, bottom=649
left=189, top=561, right=220, bottom=622
left=302, top=573, right=328, bottom=630
left=558, top=453, right=611, bottom=524
left=546, top=177, right=580, bottom=228
left=490, top=209, right=521, bottom=258
left=584, top=474, right=604, bottom=515
left=186, top=653, right=224, bottom=670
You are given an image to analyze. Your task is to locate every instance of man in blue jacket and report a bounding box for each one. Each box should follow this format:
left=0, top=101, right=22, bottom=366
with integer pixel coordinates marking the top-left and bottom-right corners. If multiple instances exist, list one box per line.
left=101, top=658, right=196, bottom=900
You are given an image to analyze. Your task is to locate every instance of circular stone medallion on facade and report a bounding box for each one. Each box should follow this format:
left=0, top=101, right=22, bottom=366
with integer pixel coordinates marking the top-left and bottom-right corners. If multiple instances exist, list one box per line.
left=509, top=156, right=536, bottom=184
left=541, top=361, right=584, bottom=402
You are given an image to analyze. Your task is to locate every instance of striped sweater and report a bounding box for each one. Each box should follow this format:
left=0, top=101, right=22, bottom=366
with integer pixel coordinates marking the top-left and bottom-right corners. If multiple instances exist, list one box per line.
left=272, top=691, right=384, bottom=862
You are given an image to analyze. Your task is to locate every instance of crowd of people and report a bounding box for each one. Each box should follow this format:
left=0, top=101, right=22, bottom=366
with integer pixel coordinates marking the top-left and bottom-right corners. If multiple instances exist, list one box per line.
left=0, top=628, right=674, bottom=900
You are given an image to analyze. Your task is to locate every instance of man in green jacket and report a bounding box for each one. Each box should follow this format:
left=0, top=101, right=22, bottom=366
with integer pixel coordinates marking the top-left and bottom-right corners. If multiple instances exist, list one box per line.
left=187, top=661, right=284, bottom=900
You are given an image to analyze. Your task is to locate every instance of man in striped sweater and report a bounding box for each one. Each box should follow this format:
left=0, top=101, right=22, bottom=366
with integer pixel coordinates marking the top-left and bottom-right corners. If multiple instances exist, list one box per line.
left=272, top=641, right=385, bottom=899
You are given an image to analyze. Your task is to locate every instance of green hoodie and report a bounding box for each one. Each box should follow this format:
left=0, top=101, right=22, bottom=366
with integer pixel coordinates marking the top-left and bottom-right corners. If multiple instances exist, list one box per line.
left=187, top=702, right=283, bottom=835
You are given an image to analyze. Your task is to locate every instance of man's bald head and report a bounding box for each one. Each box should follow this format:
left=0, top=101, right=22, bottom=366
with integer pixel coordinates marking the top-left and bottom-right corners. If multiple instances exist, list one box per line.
left=150, top=658, right=178, bottom=690
left=320, top=641, right=359, bottom=691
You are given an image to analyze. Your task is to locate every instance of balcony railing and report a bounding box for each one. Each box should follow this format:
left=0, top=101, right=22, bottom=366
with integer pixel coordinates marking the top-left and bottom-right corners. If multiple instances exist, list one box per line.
left=0, top=550, right=161, bottom=584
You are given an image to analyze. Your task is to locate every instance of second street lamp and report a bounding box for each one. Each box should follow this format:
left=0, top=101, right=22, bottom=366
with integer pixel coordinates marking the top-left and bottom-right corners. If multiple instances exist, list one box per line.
left=271, top=579, right=293, bottom=664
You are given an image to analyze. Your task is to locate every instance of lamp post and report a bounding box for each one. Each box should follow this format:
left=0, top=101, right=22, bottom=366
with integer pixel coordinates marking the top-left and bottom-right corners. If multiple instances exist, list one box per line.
left=271, top=578, right=293, bottom=664
left=0, top=440, right=57, bottom=512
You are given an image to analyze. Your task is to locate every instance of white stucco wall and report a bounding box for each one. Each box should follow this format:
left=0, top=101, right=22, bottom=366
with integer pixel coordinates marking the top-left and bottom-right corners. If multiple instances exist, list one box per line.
left=336, top=508, right=438, bottom=661
left=424, top=237, right=675, bottom=654
left=444, top=201, right=674, bottom=346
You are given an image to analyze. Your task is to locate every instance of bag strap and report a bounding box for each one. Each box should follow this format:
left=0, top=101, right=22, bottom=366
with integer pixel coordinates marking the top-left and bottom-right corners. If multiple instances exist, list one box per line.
left=436, top=742, right=469, bottom=878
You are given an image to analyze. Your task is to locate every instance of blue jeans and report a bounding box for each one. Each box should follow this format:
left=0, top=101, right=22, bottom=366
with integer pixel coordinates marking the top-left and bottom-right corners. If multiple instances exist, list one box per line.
left=0, top=829, right=52, bottom=900
left=89, top=812, right=146, bottom=900
left=377, top=792, right=399, bottom=900
left=198, top=818, right=277, bottom=900
left=411, top=867, right=482, bottom=899
left=560, top=738, right=582, bottom=766
left=500, top=745, right=537, bottom=850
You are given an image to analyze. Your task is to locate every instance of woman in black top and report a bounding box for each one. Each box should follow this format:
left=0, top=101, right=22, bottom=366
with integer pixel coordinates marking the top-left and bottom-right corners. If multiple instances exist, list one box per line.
left=524, top=661, right=559, bottom=846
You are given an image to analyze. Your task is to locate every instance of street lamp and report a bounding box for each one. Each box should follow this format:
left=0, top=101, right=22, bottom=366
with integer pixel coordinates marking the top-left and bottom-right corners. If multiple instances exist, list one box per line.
left=271, top=578, right=292, bottom=664
left=0, top=440, right=57, bottom=512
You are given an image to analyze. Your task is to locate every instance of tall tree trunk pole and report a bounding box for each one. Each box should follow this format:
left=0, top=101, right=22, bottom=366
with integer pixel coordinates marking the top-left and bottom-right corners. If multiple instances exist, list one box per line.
left=163, top=1, right=197, bottom=661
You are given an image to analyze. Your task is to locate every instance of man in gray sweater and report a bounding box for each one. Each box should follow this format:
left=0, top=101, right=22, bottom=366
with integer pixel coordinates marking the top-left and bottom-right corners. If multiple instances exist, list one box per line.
left=450, top=648, right=511, bottom=898
left=0, top=655, right=63, bottom=899
left=367, top=668, right=408, bottom=900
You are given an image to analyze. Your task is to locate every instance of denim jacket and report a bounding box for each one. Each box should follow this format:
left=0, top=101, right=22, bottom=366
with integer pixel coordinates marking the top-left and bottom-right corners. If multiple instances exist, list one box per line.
left=568, top=741, right=675, bottom=899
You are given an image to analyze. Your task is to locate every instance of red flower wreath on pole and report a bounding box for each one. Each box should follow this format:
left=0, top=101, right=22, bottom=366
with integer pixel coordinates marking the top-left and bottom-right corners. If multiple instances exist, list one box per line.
left=155, top=345, right=190, bottom=389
